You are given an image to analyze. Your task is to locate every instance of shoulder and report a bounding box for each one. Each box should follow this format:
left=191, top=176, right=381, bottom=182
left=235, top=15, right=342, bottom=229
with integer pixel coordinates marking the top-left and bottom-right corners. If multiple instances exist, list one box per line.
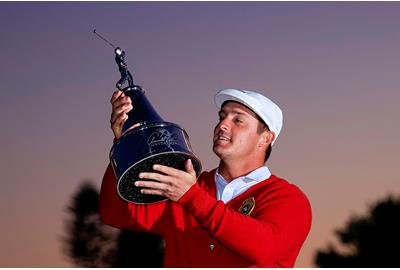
left=248, top=175, right=312, bottom=223
left=262, top=175, right=308, bottom=195
left=251, top=175, right=311, bottom=210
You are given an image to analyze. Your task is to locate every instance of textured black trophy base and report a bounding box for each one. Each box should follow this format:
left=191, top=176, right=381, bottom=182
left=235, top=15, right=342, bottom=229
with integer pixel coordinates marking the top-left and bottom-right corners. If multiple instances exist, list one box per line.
left=117, top=152, right=201, bottom=204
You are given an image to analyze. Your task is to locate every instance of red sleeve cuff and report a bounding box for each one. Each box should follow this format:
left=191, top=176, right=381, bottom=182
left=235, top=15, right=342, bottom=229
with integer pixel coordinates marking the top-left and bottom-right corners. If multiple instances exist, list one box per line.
left=177, top=181, right=201, bottom=205
left=177, top=182, right=218, bottom=223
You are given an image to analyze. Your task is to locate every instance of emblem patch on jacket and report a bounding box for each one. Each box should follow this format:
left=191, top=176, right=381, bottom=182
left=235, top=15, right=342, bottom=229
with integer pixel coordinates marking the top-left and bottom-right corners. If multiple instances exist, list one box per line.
left=238, top=197, right=255, bottom=216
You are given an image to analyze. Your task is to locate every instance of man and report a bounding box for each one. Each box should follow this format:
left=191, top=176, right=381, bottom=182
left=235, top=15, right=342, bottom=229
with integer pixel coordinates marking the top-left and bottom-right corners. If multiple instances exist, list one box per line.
left=100, top=88, right=312, bottom=267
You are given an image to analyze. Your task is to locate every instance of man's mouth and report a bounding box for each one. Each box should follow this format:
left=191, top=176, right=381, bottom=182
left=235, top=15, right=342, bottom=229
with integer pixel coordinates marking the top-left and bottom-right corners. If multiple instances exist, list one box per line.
left=216, top=134, right=231, bottom=142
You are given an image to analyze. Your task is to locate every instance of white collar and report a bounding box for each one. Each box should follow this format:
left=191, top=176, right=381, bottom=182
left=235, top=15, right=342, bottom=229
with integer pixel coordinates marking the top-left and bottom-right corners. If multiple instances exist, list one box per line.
left=215, top=166, right=271, bottom=203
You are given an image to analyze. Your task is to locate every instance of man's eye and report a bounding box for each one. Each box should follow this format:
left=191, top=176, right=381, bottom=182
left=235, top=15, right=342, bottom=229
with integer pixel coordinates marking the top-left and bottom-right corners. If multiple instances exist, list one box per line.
left=235, top=118, right=244, bottom=124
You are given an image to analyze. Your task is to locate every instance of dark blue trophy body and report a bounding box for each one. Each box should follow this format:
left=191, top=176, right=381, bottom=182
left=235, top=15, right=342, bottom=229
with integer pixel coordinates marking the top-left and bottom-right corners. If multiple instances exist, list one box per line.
left=109, top=48, right=202, bottom=204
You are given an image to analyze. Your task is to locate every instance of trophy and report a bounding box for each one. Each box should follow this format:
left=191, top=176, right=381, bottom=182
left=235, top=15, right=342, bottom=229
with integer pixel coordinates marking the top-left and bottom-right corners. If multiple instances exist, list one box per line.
left=94, top=30, right=202, bottom=204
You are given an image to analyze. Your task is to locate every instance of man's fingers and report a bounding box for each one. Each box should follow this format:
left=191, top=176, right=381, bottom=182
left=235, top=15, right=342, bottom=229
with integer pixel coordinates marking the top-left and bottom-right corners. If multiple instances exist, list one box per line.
left=185, top=159, right=196, bottom=177
left=139, top=172, right=171, bottom=183
left=110, top=90, right=133, bottom=140
left=110, top=103, right=132, bottom=124
left=152, top=164, right=182, bottom=177
left=135, top=180, right=171, bottom=196
left=110, top=109, right=126, bottom=124
left=140, top=189, right=164, bottom=196
left=110, top=90, right=124, bottom=104
left=114, top=103, right=133, bottom=115
left=136, top=162, right=198, bottom=202
left=135, top=180, right=170, bottom=190
left=112, top=95, right=131, bottom=110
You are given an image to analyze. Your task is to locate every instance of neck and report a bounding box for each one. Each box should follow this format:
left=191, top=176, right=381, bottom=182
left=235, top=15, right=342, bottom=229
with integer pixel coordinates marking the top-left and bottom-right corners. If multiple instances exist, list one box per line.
left=218, top=159, right=265, bottom=183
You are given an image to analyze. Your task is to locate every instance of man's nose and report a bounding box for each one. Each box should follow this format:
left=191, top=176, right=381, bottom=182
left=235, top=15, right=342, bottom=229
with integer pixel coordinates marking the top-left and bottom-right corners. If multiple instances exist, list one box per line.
left=218, top=119, right=230, bottom=132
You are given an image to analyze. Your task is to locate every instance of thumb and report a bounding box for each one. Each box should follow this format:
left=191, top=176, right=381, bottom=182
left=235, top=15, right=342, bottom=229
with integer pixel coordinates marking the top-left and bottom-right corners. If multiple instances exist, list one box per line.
left=185, top=159, right=196, bottom=176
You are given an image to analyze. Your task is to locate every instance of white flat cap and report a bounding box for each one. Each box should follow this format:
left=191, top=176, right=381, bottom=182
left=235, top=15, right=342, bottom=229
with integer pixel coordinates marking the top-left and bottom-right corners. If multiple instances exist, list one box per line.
left=214, top=88, right=283, bottom=145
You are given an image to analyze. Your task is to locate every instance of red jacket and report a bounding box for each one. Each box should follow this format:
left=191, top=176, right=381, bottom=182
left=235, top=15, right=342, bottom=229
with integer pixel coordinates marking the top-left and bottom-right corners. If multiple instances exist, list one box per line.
left=100, top=164, right=312, bottom=267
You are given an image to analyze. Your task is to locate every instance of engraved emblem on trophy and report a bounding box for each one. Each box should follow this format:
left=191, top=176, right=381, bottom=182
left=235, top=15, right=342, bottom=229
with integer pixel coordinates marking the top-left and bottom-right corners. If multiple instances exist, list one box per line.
left=94, top=30, right=202, bottom=204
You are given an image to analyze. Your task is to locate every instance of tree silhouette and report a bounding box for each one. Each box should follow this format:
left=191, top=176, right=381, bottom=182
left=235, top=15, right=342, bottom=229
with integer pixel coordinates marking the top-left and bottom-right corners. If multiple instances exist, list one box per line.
left=63, top=181, right=164, bottom=267
left=63, top=181, right=118, bottom=267
left=315, top=195, right=400, bottom=267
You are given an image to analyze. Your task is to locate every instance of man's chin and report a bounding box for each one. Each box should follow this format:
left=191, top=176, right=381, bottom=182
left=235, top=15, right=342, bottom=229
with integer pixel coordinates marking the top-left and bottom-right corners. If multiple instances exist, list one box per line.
left=213, top=145, right=229, bottom=158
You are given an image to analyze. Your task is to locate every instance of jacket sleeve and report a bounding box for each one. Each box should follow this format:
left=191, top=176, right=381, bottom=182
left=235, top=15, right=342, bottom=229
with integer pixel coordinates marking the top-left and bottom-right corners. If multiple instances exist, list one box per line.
left=99, top=163, right=168, bottom=232
left=177, top=181, right=312, bottom=266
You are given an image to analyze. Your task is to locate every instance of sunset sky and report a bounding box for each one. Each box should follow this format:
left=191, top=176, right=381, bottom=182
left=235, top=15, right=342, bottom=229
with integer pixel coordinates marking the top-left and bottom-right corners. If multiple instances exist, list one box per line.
left=1, top=2, right=400, bottom=267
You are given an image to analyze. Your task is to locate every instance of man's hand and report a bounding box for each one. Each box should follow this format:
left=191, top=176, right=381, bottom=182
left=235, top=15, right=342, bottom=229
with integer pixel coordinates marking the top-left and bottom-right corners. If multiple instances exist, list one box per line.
left=110, top=90, right=133, bottom=139
left=135, top=159, right=197, bottom=202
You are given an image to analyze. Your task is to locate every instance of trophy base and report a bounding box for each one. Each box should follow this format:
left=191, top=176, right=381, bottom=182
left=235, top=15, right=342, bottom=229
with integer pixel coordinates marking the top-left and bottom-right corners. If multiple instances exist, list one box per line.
left=117, top=152, right=201, bottom=204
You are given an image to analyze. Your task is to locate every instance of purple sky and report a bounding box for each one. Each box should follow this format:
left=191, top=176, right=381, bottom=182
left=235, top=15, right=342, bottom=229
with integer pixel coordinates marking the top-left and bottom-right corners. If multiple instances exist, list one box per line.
left=1, top=2, right=400, bottom=267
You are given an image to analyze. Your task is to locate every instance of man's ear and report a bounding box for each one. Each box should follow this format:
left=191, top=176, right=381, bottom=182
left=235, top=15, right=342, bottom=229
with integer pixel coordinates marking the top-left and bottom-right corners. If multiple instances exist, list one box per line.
left=259, top=130, right=275, bottom=147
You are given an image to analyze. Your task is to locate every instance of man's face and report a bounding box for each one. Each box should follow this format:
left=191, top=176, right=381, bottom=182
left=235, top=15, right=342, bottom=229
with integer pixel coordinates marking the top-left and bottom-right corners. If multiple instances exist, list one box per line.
left=213, top=101, right=266, bottom=161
